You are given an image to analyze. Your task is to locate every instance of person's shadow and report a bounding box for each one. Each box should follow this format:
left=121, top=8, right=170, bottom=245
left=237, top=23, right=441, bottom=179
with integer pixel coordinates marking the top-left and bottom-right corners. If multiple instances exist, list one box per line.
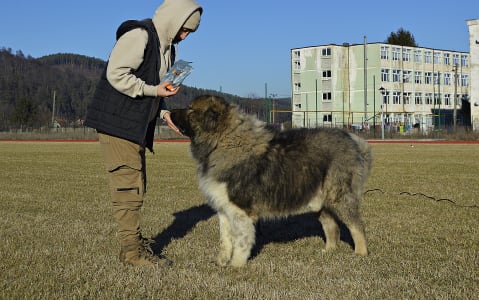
left=151, top=205, right=354, bottom=259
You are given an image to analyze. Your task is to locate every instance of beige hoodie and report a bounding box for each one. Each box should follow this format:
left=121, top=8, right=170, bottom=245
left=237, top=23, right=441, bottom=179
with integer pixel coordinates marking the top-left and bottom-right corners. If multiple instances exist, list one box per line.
left=106, top=0, right=202, bottom=115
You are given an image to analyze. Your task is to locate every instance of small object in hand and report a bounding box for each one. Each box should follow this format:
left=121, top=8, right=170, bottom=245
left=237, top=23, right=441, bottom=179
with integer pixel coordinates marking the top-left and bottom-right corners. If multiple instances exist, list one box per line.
left=162, top=60, right=193, bottom=91
left=166, top=84, right=177, bottom=91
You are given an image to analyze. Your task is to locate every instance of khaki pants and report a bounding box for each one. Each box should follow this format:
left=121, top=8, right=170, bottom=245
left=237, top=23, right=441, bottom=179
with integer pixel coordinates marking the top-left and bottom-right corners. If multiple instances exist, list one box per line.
left=98, top=133, right=146, bottom=248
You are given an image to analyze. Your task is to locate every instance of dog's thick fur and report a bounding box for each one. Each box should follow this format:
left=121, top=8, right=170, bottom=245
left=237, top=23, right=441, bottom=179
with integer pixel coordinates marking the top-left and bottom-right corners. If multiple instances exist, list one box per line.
left=171, top=95, right=372, bottom=267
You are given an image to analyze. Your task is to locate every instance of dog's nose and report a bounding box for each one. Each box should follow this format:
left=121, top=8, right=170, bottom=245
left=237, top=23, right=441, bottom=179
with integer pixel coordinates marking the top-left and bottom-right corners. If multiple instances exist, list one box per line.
left=170, top=109, right=183, bottom=124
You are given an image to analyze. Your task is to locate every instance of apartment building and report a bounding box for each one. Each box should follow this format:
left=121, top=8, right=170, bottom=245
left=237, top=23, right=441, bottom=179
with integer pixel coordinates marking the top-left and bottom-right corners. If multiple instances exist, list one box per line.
left=467, top=19, right=479, bottom=130
left=290, top=42, right=470, bottom=131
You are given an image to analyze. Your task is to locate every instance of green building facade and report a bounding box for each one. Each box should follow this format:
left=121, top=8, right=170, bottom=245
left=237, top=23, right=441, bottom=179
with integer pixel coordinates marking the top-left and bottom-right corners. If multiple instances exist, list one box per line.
left=290, top=42, right=470, bottom=132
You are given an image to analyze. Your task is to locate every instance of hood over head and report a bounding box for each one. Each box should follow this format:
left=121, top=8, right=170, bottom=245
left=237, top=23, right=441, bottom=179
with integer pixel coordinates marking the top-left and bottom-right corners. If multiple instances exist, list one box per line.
left=182, top=10, right=201, bottom=32
left=153, top=0, right=202, bottom=48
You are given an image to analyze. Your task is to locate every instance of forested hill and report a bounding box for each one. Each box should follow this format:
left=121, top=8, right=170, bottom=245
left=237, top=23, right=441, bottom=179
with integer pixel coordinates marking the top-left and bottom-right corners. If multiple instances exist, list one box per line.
left=0, top=48, right=290, bottom=130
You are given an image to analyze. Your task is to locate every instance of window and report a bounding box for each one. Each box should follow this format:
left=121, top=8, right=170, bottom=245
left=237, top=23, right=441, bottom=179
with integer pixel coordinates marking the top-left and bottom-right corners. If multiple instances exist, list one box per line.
left=322, top=70, right=331, bottom=78
left=392, top=47, right=401, bottom=61
left=415, top=92, right=423, bottom=105
left=461, top=55, right=468, bottom=67
left=425, top=93, right=433, bottom=105
left=425, top=72, right=432, bottom=84
left=381, top=69, right=390, bottom=82
left=323, top=114, right=332, bottom=122
left=294, top=103, right=301, bottom=110
left=382, top=91, right=390, bottom=105
left=453, top=54, right=460, bottom=66
left=444, top=94, right=451, bottom=106
left=381, top=46, right=389, bottom=60
left=322, top=48, right=331, bottom=56
left=434, top=52, right=441, bottom=64
left=392, top=91, right=401, bottom=104
left=444, top=53, right=450, bottom=65
left=322, top=92, right=332, bottom=101
left=403, top=92, right=411, bottom=104
left=414, top=50, right=422, bottom=63
left=293, top=50, right=300, bottom=59
left=424, top=51, right=432, bottom=64
left=293, top=61, right=301, bottom=70
left=403, top=49, right=411, bottom=62
left=392, top=69, right=401, bottom=82
left=461, top=74, right=469, bottom=86
left=434, top=94, right=441, bottom=105
left=444, top=73, right=451, bottom=85
left=403, top=70, right=412, bottom=83
left=415, top=71, right=422, bottom=84
left=293, top=82, right=301, bottom=92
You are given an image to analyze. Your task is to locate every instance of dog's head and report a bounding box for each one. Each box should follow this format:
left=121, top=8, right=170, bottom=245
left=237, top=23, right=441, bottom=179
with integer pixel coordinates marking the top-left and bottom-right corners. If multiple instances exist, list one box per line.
left=170, top=95, right=230, bottom=138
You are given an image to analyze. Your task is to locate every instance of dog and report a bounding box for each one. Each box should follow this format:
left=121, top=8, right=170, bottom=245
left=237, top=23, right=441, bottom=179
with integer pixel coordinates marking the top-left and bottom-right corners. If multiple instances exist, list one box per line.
left=171, top=95, right=372, bottom=267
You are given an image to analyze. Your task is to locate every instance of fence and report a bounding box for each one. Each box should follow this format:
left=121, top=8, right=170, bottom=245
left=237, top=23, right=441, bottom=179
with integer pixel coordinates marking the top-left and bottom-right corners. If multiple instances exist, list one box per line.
left=0, top=125, right=181, bottom=141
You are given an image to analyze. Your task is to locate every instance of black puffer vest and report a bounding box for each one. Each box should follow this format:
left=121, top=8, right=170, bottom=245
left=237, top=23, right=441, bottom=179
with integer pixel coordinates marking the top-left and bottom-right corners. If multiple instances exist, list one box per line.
left=85, top=19, right=172, bottom=152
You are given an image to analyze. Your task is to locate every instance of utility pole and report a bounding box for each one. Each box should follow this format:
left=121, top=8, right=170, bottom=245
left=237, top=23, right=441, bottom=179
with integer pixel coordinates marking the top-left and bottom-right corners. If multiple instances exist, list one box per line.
left=453, top=64, right=458, bottom=131
left=373, top=75, right=376, bottom=138
left=363, top=36, right=368, bottom=123
left=438, top=72, right=441, bottom=130
left=315, top=79, right=318, bottom=127
left=264, top=83, right=267, bottom=123
left=51, top=90, right=56, bottom=126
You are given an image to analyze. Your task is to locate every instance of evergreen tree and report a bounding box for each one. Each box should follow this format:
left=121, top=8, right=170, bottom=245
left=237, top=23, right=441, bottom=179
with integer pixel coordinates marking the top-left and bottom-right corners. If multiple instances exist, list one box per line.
left=13, top=97, right=37, bottom=130
left=385, top=28, right=418, bottom=47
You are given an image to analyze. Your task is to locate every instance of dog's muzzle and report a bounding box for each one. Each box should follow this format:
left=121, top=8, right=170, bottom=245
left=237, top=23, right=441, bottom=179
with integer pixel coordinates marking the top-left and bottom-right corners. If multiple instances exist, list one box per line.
left=170, top=109, right=191, bottom=136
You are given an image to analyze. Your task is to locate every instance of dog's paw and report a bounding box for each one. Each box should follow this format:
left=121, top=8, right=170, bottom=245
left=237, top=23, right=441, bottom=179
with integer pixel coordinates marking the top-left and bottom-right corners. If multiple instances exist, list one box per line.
left=215, top=257, right=231, bottom=267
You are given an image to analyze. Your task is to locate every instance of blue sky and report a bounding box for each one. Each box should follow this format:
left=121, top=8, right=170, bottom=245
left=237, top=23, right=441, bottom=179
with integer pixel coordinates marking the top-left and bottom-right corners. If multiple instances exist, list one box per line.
left=1, top=0, right=478, bottom=98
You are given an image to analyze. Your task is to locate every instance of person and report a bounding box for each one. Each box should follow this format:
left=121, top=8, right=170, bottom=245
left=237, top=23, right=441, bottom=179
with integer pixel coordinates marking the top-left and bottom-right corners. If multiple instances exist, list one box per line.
left=84, top=0, right=202, bottom=267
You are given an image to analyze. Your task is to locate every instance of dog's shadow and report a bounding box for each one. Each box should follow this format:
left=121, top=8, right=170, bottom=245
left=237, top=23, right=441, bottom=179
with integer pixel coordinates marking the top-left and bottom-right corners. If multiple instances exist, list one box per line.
left=150, top=204, right=215, bottom=255
left=151, top=205, right=353, bottom=258
left=251, top=213, right=354, bottom=258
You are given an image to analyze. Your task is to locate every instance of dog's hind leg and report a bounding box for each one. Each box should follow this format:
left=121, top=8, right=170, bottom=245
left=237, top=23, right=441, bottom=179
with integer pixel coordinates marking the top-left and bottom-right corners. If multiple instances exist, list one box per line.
left=333, top=195, right=368, bottom=256
left=318, top=209, right=340, bottom=252
left=216, top=212, right=233, bottom=266
left=349, top=223, right=368, bottom=256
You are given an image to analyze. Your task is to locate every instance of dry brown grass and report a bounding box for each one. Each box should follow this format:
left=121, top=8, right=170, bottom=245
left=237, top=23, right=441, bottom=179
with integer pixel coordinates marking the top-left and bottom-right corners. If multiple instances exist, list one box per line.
left=0, top=141, right=478, bottom=299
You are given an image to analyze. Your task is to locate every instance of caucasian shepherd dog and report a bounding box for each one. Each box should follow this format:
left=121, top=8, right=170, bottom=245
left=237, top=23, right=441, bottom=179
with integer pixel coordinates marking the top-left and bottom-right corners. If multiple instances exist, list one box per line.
left=171, top=95, right=372, bottom=267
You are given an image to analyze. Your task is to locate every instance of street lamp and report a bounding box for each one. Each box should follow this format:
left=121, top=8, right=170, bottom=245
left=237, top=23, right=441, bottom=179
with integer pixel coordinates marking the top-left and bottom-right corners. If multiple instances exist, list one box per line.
left=379, top=87, right=388, bottom=140
left=269, top=93, right=277, bottom=124
left=379, top=87, right=388, bottom=123
left=452, top=64, right=458, bottom=131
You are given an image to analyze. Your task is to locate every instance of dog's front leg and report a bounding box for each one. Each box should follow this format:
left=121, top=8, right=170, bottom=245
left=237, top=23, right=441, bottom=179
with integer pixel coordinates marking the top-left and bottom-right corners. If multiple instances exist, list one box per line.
left=216, top=212, right=233, bottom=266
left=228, top=209, right=255, bottom=267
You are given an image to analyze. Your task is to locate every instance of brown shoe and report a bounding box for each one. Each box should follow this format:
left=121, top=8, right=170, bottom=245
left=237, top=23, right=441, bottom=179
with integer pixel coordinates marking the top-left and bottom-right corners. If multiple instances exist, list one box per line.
left=120, top=245, right=172, bottom=267
left=119, top=234, right=154, bottom=262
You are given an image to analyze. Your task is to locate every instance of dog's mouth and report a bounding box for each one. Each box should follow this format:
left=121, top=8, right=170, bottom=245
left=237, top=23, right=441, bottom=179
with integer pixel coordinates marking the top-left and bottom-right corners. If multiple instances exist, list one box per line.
left=170, top=109, right=193, bottom=137
left=178, top=127, right=188, bottom=135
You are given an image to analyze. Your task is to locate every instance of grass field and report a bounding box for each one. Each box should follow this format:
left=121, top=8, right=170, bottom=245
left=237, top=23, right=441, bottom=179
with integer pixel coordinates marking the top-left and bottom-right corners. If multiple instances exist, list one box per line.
left=0, top=141, right=478, bottom=299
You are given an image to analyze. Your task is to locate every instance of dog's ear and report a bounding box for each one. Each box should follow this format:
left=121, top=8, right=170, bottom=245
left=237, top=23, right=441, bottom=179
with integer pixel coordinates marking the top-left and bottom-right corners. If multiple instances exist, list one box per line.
left=198, top=96, right=228, bottom=132
left=202, top=107, right=220, bottom=131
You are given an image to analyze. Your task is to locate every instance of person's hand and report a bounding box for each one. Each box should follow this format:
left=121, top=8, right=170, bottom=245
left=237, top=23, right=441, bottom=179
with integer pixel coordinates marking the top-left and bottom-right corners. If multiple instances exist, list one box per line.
left=157, top=81, right=179, bottom=97
left=163, top=111, right=182, bottom=136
